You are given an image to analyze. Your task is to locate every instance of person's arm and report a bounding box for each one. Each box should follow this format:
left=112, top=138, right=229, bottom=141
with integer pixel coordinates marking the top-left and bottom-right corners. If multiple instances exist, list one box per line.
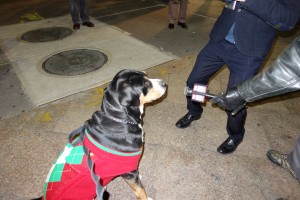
left=211, top=36, right=300, bottom=111
left=240, top=0, right=300, bottom=31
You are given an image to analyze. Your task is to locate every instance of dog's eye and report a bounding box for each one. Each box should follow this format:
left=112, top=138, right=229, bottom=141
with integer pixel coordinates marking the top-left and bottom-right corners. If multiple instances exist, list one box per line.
left=142, top=81, right=151, bottom=95
left=144, top=81, right=151, bottom=88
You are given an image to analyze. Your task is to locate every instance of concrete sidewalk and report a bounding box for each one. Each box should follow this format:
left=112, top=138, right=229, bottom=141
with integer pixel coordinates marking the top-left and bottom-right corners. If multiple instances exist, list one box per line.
left=0, top=0, right=299, bottom=199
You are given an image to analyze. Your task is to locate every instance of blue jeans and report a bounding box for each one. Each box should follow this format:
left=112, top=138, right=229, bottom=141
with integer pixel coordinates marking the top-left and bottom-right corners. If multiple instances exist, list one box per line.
left=186, top=39, right=265, bottom=141
left=70, top=0, right=90, bottom=24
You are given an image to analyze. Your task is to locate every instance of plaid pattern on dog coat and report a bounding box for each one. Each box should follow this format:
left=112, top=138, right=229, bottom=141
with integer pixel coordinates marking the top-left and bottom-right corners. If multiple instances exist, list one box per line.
left=43, top=130, right=142, bottom=200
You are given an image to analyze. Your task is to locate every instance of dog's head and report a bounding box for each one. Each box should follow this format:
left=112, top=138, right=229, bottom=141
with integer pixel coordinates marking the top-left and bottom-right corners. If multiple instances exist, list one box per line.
left=102, top=69, right=166, bottom=116
left=86, top=69, right=166, bottom=151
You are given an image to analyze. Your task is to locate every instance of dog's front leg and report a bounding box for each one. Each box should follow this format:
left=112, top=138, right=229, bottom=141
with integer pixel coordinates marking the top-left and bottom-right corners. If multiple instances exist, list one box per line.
left=121, top=170, right=151, bottom=200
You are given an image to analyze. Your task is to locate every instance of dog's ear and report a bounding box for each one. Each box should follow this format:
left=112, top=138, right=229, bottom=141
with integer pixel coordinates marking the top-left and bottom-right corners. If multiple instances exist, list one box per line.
left=119, top=89, right=140, bottom=107
left=120, top=94, right=140, bottom=107
left=119, top=75, right=144, bottom=107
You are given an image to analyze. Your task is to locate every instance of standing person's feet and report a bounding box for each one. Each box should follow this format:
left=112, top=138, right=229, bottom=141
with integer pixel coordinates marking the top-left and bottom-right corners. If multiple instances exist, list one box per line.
left=168, top=23, right=174, bottom=29
left=178, top=22, right=188, bottom=29
left=217, top=137, right=243, bottom=154
left=73, top=23, right=80, bottom=30
left=175, top=113, right=201, bottom=128
left=82, top=21, right=94, bottom=27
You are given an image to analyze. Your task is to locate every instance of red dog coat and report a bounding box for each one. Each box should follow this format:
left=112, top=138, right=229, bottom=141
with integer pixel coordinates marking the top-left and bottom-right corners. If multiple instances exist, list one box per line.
left=43, top=130, right=142, bottom=200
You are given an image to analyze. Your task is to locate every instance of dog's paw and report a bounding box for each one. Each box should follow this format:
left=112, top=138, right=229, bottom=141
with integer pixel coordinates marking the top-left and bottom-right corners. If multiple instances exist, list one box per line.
left=148, top=197, right=153, bottom=200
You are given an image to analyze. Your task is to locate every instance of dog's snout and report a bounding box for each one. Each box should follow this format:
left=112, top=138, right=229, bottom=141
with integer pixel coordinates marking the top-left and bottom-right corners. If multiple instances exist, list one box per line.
left=149, top=79, right=167, bottom=96
left=160, top=80, right=166, bottom=87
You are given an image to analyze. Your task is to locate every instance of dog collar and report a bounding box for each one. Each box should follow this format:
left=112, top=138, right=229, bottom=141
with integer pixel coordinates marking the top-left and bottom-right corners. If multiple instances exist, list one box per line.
left=101, top=111, right=138, bottom=125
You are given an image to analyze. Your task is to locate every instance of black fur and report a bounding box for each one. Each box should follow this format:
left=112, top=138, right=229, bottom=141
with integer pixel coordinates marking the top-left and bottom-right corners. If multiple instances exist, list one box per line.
left=32, top=69, right=165, bottom=200
left=86, top=69, right=152, bottom=152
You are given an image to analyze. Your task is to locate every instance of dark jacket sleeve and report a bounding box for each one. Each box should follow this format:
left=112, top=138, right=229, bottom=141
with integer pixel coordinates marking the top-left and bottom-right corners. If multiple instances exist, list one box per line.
left=241, top=0, right=300, bottom=31
left=210, top=0, right=300, bottom=57
left=237, top=36, right=300, bottom=102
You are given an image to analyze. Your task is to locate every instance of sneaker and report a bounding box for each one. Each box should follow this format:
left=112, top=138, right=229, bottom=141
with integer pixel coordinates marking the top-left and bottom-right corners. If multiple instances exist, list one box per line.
left=267, top=150, right=297, bottom=179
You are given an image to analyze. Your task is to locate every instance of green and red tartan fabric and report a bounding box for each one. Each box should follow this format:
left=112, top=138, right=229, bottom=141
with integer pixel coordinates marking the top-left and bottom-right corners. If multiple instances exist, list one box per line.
left=43, top=130, right=142, bottom=200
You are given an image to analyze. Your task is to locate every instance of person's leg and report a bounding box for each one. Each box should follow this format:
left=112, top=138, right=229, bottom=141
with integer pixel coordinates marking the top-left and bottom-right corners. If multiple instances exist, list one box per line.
left=168, top=0, right=179, bottom=24
left=186, top=41, right=226, bottom=116
left=79, top=0, right=90, bottom=23
left=176, top=40, right=225, bottom=129
left=224, top=41, right=265, bottom=142
left=70, top=0, right=80, bottom=24
left=288, top=136, right=300, bottom=180
left=178, top=0, right=188, bottom=23
left=216, top=40, right=265, bottom=154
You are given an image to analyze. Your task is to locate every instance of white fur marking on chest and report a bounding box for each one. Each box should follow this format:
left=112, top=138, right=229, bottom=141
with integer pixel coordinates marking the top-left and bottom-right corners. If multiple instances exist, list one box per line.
left=139, top=124, right=145, bottom=142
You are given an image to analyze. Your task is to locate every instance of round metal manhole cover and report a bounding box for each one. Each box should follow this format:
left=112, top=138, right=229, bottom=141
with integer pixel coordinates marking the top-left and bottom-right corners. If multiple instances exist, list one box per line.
left=21, top=27, right=72, bottom=42
left=42, top=49, right=108, bottom=76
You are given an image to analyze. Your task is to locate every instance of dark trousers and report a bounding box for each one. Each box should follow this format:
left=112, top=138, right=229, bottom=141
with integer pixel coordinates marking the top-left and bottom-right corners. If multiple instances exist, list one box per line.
left=186, top=39, right=265, bottom=141
left=70, top=0, right=90, bottom=24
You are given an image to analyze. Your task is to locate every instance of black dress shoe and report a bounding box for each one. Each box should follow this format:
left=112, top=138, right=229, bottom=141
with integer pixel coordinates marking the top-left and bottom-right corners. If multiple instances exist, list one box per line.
left=217, top=137, right=243, bottom=154
left=73, top=23, right=80, bottom=30
left=82, top=21, right=94, bottom=27
left=175, top=113, right=201, bottom=128
left=168, top=23, right=174, bottom=29
left=178, top=22, right=188, bottom=29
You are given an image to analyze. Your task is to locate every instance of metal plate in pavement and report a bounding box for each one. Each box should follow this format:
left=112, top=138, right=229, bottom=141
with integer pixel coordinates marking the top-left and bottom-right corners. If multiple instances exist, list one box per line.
left=42, top=49, right=108, bottom=76
left=21, top=27, right=72, bottom=42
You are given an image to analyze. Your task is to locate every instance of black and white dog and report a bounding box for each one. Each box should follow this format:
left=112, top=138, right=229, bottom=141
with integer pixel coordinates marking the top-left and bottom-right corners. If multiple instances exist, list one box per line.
left=38, top=69, right=166, bottom=200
